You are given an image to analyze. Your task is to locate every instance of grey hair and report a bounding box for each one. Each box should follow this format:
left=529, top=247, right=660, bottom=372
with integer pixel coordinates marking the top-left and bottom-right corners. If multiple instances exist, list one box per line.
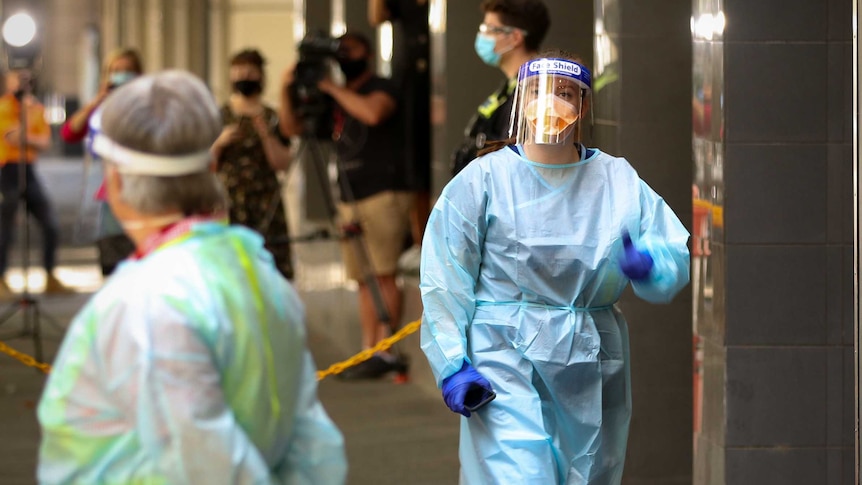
left=99, top=70, right=227, bottom=215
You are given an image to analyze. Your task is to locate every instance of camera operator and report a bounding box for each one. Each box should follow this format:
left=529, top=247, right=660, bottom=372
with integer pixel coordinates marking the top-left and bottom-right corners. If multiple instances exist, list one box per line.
left=279, top=32, right=413, bottom=380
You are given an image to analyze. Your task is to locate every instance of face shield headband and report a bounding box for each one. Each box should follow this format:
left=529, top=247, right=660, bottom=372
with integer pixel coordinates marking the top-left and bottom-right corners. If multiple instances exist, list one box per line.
left=87, top=110, right=212, bottom=176
left=508, top=58, right=592, bottom=146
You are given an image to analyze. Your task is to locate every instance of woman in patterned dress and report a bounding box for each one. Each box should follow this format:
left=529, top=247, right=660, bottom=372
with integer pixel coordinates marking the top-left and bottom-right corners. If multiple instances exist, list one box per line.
left=212, top=49, right=295, bottom=279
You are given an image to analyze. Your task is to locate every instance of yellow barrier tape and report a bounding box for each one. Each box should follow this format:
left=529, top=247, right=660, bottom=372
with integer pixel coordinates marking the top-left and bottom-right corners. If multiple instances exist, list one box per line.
left=0, top=340, right=51, bottom=374
left=0, top=318, right=424, bottom=381
left=316, top=318, right=422, bottom=381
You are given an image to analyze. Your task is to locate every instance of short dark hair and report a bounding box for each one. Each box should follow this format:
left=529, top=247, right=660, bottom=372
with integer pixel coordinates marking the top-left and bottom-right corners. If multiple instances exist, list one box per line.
left=480, top=0, right=550, bottom=52
left=338, top=32, right=373, bottom=55
left=229, top=49, right=266, bottom=70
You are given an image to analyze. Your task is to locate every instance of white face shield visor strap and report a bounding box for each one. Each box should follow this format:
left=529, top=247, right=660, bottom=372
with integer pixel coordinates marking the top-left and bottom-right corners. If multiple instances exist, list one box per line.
left=87, top=109, right=211, bottom=176
left=508, top=58, right=592, bottom=146
left=91, top=134, right=211, bottom=176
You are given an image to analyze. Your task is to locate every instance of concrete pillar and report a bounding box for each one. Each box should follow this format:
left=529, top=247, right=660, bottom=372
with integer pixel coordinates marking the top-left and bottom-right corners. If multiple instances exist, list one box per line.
left=592, top=0, right=693, bottom=483
left=693, top=0, right=855, bottom=482
left=100, top=0, right=122, bottom=56
left=342, top=0, right=374, bottom=40
left=120, top=0, right=145, bottom=59
left=207, top=0, right=228, bottom=97
left=143, top=0, right=165, bottom=71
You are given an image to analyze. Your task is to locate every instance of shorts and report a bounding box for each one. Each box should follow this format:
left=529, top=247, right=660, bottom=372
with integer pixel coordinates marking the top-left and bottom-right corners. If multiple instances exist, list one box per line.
left=337, top=190, right=414, bottom=281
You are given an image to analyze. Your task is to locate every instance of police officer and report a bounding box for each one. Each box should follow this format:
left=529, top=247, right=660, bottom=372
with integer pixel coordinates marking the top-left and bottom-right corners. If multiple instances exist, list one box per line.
left=451, top=0, right=550, bottom=176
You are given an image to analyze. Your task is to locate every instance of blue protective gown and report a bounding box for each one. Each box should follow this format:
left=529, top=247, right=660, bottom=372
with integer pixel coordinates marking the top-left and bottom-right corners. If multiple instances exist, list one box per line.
left=38, top=220, right=346, bottom=484
left=420, top=146, right=690, bottom=484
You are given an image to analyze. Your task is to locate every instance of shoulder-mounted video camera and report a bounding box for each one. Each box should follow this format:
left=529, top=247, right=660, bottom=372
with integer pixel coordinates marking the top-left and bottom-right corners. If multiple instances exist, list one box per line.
left=289, top=30, right=342, bottom=140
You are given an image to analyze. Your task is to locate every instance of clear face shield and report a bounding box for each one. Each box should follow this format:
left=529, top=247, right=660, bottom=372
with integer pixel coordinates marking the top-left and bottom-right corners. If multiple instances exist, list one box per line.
left=508, top=58, right=592, bottom=146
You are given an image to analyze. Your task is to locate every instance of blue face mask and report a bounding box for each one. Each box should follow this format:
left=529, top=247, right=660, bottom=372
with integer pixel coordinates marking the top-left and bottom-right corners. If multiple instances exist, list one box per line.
left=474, top=33, right=501, bottom=67
left=109, top=71, right=136, bottom=89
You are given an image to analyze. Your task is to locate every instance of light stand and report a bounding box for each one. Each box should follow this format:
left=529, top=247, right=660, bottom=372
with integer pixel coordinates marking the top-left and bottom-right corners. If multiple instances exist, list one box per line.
left=0, top=12, right=64, bottom=364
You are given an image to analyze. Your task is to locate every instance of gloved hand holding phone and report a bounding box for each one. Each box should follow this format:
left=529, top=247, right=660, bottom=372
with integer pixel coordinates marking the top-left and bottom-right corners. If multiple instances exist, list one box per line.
left=620, top=229, right=654, bottom=281
left=441, top=361, right=495, bottom=417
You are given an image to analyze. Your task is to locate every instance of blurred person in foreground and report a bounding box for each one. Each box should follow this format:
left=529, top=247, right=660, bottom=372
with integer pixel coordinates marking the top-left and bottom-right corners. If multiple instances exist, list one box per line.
left=61, top=47, right=144, bottom=276
left=0, top=69, right=70, bottom=297
left=420, top=52, right=690, bottom=483
left=279, top=32, right=412, bottom=380
left=37, top=70, right=346, bottom=484
left=211, top=48, right=295, bottom=280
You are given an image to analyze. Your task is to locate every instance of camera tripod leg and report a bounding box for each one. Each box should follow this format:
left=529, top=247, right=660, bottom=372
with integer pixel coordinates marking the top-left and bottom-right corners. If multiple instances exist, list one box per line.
left=0, top=297, right=47, bottom=363
left=299, top=137, right=399, bottom=334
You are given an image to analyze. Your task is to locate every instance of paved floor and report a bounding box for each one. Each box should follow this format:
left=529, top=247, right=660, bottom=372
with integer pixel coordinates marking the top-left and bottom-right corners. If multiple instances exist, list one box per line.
left=0, top=158, right=461, bottom=484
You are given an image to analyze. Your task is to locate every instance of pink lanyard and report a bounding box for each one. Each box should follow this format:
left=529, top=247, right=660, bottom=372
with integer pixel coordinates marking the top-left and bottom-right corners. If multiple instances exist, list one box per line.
left=133, top=214, right=228, bottom=260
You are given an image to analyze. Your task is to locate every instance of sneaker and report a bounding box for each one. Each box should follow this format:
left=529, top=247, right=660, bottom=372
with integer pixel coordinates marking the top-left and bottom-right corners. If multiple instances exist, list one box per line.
left=44, top=274, right=74, bottom=295
left=397, top=245, right=422, bottom=277
left=338, top=355, right=408, bottom=381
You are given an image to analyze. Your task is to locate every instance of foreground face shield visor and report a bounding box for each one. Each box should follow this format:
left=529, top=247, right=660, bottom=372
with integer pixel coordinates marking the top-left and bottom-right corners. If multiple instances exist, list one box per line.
left=87, top=108, right=212, bottom=176
left=509, top=58, right=592, bottom=146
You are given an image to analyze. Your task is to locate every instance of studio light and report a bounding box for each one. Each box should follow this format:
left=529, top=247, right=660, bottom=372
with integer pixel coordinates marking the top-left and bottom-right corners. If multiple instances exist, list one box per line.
left=2, top=12, right=40, bottom=70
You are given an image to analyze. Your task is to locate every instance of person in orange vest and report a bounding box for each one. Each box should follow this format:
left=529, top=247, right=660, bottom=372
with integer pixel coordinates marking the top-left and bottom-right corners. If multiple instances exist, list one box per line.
left=0, top=69, right=71, bottom=297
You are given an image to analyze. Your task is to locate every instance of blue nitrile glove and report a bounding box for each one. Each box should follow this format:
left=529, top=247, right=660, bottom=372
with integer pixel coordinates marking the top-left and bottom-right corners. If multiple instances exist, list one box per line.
left=620, top=230, right=654, bottom=280
left=441, top=361, right=495, bottom=417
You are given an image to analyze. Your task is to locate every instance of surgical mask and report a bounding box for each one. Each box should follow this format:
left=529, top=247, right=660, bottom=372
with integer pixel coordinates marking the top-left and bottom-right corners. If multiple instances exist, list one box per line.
left=338, top=58, right=368, bottom=80
left=232, top=79, right=263, bottom=97
left=525, top=94, right=579, bottom=140
left=474, top=34, right=501, bottom=67
left=109, top=71, right=136, bottom=89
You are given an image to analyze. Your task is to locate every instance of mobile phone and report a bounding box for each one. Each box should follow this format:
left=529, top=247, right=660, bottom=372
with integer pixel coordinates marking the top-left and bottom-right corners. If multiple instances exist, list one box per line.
left=464, top=387, right=496, bottom=412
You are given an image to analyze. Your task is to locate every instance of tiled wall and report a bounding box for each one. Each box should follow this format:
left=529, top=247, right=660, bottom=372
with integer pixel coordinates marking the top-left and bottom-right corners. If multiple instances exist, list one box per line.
left=693, top=0, right=855, bottom=482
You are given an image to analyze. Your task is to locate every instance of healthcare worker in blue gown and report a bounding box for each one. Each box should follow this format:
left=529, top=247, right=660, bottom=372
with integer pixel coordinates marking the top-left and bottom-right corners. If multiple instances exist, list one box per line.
left=419, top=51, right=690, bottom=484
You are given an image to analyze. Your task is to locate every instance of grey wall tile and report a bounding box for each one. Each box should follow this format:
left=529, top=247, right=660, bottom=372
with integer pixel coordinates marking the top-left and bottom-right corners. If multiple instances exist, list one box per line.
left=724, top=0, right=827, bottom=42
left=593, top=122, right=620, bottom=155
left=622, top=0, right=691, bottom=38
left=826, top=144, right=853, bottom=244
left=827, top=43, right=851, bottom=143
left=620, top=36, right=691, bottom=125
left=825, top=247, right=843, bottom=345
left=826, top=246, right=853, bottom=349
left=724, top=145, right=827, bottom=244
left=620, top=120, right=693, bottom=221
left=725, top=43, right=827, bottom=143
left=842, top=245, right=853, bottom=345
left=828, top=0, right=852, bottom=41
left=843, top=347, right=854, bottom=445
left=825, top=348, right=846, bottom=446
left=827, top=447, right=857, bottom=484
left=726, top=347, right=826, bottom=447
left=726, top=246, right=826, bottom=345
left=544, top=0, right=595, bottom=71
left=726, top=448, right=826, bottom=485
left=826, top=345, right=855, bottom=447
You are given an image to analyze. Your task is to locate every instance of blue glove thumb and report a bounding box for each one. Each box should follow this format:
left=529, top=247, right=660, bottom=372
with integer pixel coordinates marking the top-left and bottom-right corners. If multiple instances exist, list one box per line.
left=620, top=230, right=654, bottom=280
left=441, top=361, right=495, bottom=417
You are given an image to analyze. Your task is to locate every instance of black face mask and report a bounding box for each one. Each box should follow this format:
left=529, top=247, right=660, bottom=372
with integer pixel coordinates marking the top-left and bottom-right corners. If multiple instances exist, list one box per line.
left=338, top=58, right=368, bottom=81
left=233, top=79, right=262, bottom=97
